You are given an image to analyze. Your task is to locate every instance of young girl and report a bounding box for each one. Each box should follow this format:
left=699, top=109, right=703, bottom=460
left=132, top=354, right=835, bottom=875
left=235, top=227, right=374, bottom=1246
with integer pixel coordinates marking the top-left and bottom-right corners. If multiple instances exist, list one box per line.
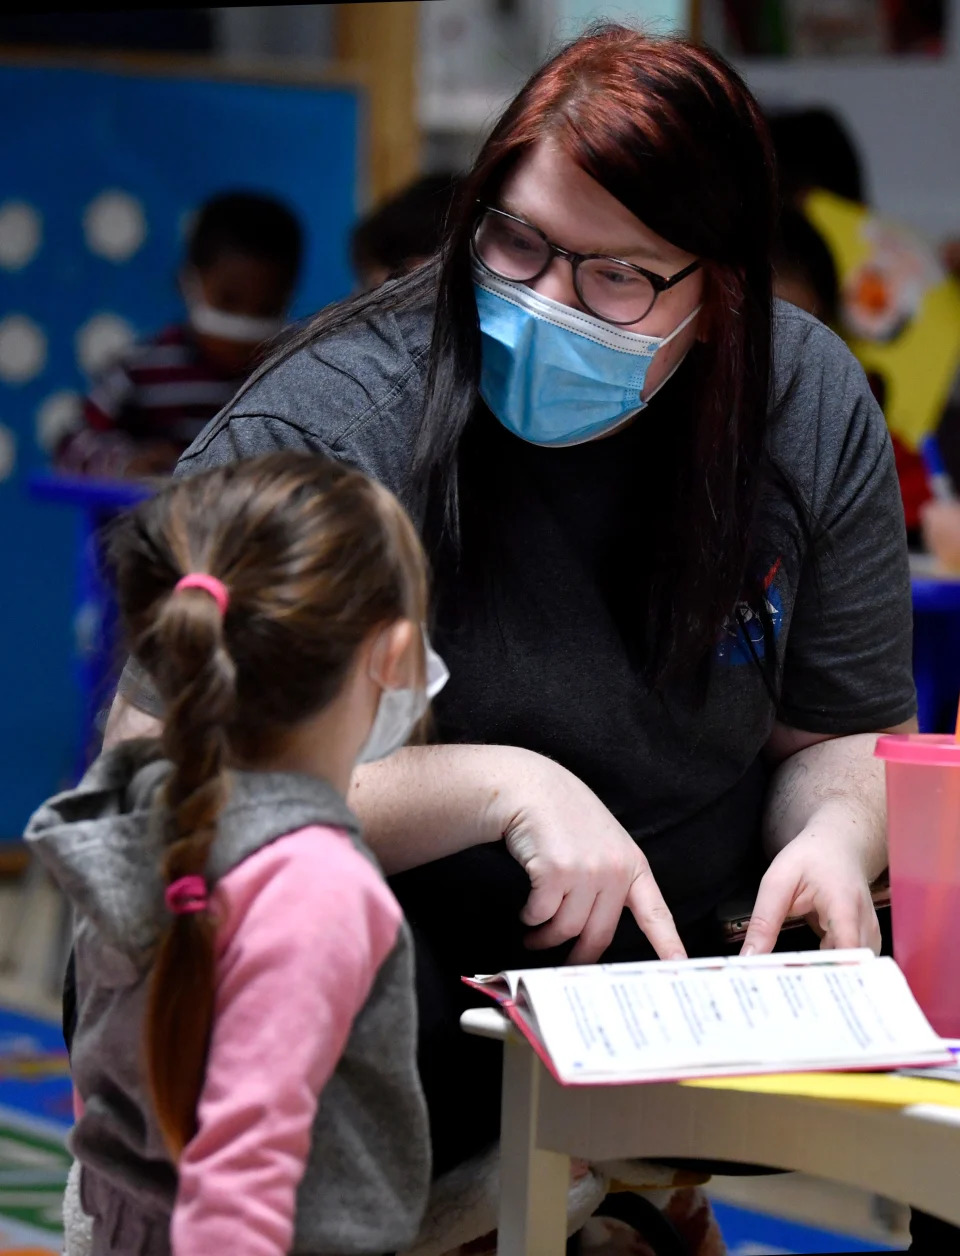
left=26, top=451, right=446, bottom=1255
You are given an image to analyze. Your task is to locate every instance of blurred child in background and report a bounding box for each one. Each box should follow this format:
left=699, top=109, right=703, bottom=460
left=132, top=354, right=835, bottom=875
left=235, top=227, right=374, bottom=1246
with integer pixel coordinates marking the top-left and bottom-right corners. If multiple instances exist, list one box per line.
left=769, top=106, right=945, bottom=546
left=350, top=172, right=460, bottom=290
left=772, top=204, right=839, bottom=326
left=56, top=191, right=303, bottom=479
left=767, top=106, right=865, bottom=207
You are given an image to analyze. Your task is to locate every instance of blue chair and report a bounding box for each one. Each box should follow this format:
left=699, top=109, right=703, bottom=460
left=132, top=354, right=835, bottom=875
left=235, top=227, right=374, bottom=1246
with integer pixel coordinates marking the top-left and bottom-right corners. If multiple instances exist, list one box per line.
left=27, top=474, right=154, bottom=778
left=0, top=477, right=155, bottom=1004
left=911, top=556, right=960, bottom=733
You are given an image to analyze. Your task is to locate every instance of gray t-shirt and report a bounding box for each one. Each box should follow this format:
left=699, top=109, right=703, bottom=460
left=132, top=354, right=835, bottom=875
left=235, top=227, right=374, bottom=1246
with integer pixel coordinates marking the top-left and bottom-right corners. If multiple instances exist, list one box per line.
left=120, top=296, right=915, bottom=925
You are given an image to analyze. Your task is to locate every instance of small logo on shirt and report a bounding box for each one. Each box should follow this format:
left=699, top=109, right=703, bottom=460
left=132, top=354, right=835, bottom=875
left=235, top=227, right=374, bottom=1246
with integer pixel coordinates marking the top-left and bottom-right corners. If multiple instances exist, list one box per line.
left=716, top=558, right=783, bottom=667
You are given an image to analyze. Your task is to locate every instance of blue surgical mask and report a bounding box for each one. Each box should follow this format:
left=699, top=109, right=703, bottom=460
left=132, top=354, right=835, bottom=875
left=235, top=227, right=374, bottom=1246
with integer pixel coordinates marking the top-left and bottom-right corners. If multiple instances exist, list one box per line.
left=474, top=266, right=701, bottom=447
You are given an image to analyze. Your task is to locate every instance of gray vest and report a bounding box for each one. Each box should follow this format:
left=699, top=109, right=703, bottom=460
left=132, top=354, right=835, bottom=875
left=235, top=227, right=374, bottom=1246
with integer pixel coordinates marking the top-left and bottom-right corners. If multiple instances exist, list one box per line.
left=26, top=741, right=431, bottom=1255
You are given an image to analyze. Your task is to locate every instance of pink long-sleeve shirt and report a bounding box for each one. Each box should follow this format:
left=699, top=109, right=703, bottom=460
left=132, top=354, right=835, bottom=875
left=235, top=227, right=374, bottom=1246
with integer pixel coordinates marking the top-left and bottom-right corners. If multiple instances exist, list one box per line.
left=170, top=824, right=402, bottom=1256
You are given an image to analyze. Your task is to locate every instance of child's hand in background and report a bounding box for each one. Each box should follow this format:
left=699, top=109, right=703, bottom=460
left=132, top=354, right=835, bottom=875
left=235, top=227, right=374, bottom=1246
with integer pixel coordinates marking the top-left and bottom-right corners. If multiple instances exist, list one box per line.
left=920, top=498, right=960, bottom=571
left=942, top=238, right=960, bottom=279
left=123, top=440, right=183, bottom=479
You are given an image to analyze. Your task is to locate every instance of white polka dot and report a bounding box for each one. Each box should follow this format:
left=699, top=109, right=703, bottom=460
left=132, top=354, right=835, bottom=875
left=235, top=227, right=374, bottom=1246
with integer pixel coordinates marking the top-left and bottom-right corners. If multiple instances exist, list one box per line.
left=0, top=201, right=42, bottom=270
left=74, top=600, right=102, bottom=659
left=0, top=314, right=47, bottom=384
left=0, top=424, right=16, bottom=481
left=76, top=313, right=135, bottom=375
left=83, top=190, right=147, bottom=262
left=36, top=389, right=82, bottom=452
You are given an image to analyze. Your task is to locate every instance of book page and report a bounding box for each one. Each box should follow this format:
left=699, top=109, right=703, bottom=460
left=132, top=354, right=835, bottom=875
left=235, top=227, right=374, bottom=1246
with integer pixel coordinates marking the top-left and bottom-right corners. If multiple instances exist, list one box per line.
left=468, top=972, right=524, bottom=1000
left=472, top=947, right=877, bottom=1002
left=514, top=954, right=946, bottom=1084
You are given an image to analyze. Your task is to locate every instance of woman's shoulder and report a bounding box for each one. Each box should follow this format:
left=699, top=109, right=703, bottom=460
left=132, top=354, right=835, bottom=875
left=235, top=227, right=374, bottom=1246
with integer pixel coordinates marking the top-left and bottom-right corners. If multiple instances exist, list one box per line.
left=768, top=299, right=890, bottom=510
left=178, top=292, right=434, bottom=493
left=770, top=298, right=865, bottom=403
left=252, top=298, right=432, bottom=429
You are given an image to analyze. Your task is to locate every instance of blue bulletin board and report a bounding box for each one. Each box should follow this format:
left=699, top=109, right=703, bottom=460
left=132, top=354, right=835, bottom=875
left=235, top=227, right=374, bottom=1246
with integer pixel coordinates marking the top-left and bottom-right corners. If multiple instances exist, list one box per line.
left=0, top=63, right=361, bottom=835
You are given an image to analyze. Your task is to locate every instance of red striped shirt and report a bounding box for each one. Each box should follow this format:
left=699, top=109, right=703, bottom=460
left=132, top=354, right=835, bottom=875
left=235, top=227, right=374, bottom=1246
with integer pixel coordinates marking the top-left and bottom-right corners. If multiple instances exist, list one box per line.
left=57, top=325, right=245, bottom=476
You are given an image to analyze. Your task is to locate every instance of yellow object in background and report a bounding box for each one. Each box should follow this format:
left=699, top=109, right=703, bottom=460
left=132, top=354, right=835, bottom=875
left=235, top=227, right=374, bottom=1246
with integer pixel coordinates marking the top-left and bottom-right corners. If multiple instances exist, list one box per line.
left=0, top=1058, right=69, bottom=1080
left=804, top=189, right=960, bottom=451
left=684, top=1070, right=960, bottom=1110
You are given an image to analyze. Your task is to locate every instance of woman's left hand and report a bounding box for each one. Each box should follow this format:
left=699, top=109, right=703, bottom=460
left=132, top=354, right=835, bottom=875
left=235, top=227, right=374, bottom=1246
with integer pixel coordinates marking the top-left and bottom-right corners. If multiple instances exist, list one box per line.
left=739, top=825, right=881, bottom=956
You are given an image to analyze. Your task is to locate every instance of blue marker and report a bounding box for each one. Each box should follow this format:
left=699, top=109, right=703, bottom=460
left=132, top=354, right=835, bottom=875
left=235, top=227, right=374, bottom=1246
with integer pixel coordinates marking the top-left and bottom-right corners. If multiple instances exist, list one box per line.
left=920, top=434, right=956, bottom=501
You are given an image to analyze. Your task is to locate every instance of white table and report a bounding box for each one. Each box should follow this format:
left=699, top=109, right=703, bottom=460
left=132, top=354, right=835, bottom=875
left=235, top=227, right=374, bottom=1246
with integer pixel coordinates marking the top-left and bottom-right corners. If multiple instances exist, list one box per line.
left=462, top=1007, right=960, bottom=1256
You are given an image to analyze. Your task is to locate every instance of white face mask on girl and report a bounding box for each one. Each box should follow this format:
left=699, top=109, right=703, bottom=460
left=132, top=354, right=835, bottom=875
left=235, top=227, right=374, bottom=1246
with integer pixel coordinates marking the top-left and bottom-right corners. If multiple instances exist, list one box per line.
left=356, top=637, right=450, bottom=765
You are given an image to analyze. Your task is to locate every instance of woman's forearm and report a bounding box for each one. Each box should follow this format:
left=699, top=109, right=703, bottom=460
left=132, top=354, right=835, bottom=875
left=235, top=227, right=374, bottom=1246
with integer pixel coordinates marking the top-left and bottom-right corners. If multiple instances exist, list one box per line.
left=762, top=732, right=888, bottom=880
left=105, top=694, right=536, bottom=876
left=348, top=743, right=546, bottom=875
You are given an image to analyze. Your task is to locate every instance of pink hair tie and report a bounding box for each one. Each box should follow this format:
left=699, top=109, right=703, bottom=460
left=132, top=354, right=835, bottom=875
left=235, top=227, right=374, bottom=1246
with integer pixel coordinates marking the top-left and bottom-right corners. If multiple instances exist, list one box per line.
left=165, top=876, right=209, bottom=915
left=173, top=573, right=230, bottom=617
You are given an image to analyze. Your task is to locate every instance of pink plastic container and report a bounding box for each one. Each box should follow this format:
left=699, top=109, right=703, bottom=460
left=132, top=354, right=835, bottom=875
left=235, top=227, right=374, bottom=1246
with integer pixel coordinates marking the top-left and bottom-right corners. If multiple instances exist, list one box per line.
left=876, top=734, right=960, bottom=1036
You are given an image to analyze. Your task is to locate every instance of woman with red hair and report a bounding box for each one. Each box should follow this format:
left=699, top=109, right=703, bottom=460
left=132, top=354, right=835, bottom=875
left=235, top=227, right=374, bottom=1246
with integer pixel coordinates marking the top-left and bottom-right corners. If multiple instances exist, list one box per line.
left=93, top=22, right=918, bottom=1236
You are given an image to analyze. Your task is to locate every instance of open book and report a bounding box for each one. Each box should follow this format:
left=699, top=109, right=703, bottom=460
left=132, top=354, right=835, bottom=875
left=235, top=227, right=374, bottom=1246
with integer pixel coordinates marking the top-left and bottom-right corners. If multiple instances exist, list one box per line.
left=465, top=949, right=952, bottom=1086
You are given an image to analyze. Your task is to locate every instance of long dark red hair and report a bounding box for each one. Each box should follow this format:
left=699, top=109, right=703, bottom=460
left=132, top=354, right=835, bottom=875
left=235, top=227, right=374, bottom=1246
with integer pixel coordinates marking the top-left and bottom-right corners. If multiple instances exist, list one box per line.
left=426, top=25, right=782, bottom=682
left=245, top=25, right=786, bottom=685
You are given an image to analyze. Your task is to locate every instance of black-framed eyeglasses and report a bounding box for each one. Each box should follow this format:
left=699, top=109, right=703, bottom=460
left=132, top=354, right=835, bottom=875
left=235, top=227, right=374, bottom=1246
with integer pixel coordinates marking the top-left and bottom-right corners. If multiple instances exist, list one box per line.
left=472, top=205, right=701, bottom=327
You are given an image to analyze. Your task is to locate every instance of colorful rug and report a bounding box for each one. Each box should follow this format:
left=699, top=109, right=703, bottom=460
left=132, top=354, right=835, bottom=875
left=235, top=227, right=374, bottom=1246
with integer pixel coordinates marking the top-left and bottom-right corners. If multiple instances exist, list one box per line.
left=0, top=1004, right=910, bottom=1255
left=0, top=1006, right=70, bottom=1254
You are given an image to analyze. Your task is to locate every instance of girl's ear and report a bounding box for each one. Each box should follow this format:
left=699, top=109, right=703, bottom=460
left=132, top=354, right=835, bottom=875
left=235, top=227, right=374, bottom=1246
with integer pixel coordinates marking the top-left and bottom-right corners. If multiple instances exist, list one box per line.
left=367, top=619, right=418, bottom=689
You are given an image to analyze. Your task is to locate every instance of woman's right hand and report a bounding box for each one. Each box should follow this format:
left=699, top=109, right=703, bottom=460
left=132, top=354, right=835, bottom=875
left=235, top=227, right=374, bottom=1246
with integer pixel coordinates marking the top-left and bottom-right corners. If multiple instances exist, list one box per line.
left=350, top=742, right=685, bottom=963
left=496, top=751, right=687, bottom=965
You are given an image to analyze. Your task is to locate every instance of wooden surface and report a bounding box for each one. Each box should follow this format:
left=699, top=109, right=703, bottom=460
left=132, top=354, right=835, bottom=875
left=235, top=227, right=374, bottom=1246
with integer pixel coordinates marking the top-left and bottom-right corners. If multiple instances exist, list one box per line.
left=0, top=846, right=29, bottom=878
left=688, top=0, right=703, bottom=42
left=334, top=1, right=421, bottom=205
